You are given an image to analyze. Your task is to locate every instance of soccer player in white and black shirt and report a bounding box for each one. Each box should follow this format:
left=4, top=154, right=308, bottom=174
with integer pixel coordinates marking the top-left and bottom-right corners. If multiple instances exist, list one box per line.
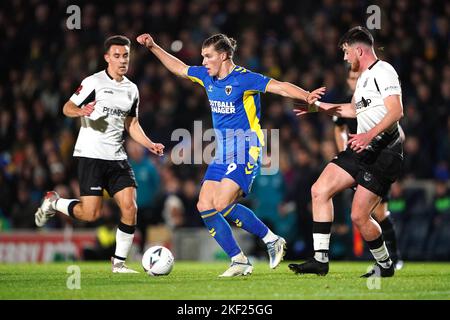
left=333, top=69, right=404, bottom=270
left=35, top=36, right=165, bottom=273
left=290, top=26, right=404, bottom=277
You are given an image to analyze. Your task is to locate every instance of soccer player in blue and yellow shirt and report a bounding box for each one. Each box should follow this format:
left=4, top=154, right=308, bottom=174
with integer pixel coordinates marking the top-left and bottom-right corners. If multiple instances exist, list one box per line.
left=137, top=33, right=325, bottom=276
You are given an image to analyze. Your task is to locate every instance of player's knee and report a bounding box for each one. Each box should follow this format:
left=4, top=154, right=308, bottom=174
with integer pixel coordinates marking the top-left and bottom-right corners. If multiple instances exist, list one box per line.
left=80, top=204, right=101, bottom=222
left=351, top=211, right=367, bottom=226
left=121, top=202, right=137, bottom=218
left=197, top=201, right=213, bottom=213
left=213, top=199, right=229, bottom=213
left=83, top=208, right=101, bottom=222
left=311, top=182, right=328, bottom=201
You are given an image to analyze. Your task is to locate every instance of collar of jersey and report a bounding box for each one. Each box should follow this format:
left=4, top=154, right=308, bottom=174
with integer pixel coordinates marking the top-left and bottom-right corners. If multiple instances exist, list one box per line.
left=212, top=66, right=240, bottom=88
left=368, top=59, right=380, bottom=70
left=104, top=69, right=127, bottom=84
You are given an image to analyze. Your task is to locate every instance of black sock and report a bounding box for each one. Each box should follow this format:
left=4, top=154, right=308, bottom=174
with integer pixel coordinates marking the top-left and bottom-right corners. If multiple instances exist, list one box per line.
left=312, top=222, right=332, bottom=263
left=379, top=215, right=399, bottom=259
left=367, top=235, right=392, bottom=268
left=67, top=200, right=80, bottom=218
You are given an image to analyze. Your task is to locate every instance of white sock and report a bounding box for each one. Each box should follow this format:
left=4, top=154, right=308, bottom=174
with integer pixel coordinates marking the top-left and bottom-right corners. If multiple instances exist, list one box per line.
left=313, top=233, right=330, bottom=263
left=114, top=227, right=135, bottom=261
left=55, top=198, right=79, bottom=217
left=262, top=229, right=278, bottom=244
left=370, top=243, right=392, bottom=268
left=231, top=251, right=248, bottom=263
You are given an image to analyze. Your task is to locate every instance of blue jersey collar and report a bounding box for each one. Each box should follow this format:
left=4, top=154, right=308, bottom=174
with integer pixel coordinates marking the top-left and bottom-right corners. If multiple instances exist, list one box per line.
left=213, top=66, right=240, bottom=87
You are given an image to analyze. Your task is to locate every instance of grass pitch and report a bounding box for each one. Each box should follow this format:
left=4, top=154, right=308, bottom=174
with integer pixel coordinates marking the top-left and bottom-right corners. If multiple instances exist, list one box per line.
left=0, top=261, right=449, bottom=300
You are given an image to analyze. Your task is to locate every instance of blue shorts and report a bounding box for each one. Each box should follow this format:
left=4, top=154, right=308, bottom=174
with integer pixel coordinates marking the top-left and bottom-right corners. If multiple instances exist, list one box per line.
left=202, top=148, right=261, bottom=197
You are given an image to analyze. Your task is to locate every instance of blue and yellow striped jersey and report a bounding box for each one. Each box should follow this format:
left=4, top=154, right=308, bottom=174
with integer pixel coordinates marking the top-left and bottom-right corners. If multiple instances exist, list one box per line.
left=187, top=65, right=271, bottom=161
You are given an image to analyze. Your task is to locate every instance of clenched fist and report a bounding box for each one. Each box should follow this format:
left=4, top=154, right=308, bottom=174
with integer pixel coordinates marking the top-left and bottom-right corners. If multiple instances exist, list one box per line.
left=80, top=100, right=96, bottom=117
left=136, top=33, right=155, bottom=49
left=149, top=142, right=165, bottom=157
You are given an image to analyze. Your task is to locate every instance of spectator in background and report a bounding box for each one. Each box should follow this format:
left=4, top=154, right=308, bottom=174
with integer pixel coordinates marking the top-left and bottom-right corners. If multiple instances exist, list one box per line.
left=0, top=109, right=14, bottom=152
left=427, top=163, right=450, bottom=260
left=30, top=166, right=48, bottom=204
left=403, top=135, right=433, bottom=179
left=179, top=179, right=203, bottom=228
left=250, top=153, right=297, bottom=259
left=153, top=164, right=184, bottom=229
left=11, top=181, right=37, bottom=229
left=0, top=169, right=15, bottom=226
left=287, top=145, right=320, bottom=258
left=432, top=164, right=450, bottom=225
left=388, top=180, right=409, bottom=230
left=162, top=194, right=185, bottom=229
left=251, top=155, right=285, bottom=229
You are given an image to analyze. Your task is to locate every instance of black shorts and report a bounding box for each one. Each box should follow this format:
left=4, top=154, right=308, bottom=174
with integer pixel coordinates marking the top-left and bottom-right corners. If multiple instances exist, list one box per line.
left=77, top=157, right=137, bottom=197
left=380, top=191, right=390, bottom=203
left=350, top=186, right=390, bottom=202
left=331, top=147, right=403, bottom=197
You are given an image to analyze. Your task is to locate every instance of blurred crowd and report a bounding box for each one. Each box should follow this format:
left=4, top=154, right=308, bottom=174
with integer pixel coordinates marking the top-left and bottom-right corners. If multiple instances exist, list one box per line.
left=0, top=0, right=449, bottom=258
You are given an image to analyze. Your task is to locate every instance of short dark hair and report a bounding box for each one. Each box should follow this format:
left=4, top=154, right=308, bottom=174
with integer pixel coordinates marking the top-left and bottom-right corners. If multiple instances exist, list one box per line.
left=338, top=26, right=374, bottom=48
left=104, top=35, right=131, bottom=53
left=202, top=34, right=237, bottom=59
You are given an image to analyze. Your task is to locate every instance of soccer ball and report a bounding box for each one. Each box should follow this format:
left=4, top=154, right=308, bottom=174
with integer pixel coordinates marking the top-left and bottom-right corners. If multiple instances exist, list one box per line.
left=141, top=246, right=174, bottom=276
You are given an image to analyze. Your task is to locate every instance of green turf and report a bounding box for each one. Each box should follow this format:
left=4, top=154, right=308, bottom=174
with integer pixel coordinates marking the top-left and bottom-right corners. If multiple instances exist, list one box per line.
left=0, top=261, right=449, bottom=299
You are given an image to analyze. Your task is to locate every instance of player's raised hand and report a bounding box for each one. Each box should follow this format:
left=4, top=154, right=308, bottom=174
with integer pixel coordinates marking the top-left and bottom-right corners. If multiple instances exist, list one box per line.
left=136, top=34, right=155, bottom=49
left=306, top=87, right=326, bottom=104
left=149, top=142, right=165, bottom=157
left=80, top=101, right=96, bottom=117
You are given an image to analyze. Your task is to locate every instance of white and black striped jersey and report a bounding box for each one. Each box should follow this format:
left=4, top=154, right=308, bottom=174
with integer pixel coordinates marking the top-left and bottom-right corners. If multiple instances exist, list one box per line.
left=69, top=70, right=139, bottom=160
left=353, top=60, right=402, bottom=152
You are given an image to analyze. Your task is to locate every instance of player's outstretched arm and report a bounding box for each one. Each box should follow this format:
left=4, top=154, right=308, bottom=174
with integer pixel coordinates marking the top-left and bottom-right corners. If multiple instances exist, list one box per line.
left=125, top=116, right=165, bottom=156
left=294, top=96, right=356, bottom=119
left=136, top=33, right=188, bottom=79
left=265, top=79, right=326, bottom=104
left=62, top=100, right=95, bottom=118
